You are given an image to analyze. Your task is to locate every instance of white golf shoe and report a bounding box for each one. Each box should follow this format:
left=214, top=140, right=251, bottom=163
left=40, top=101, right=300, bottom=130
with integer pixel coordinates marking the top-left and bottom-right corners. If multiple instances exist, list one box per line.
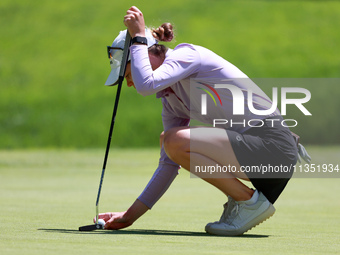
left=205, top=190, right=275, bottom=236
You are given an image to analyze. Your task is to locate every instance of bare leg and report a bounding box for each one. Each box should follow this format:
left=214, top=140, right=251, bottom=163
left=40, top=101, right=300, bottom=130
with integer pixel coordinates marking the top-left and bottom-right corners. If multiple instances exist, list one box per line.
left=160, top=131, right=165, bottom=148
left=163, top=126, right=254, bottom=201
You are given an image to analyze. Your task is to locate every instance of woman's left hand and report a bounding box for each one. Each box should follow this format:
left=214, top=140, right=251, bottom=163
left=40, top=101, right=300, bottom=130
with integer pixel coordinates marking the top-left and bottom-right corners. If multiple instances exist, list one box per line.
left=124, top=6, right=146, bottom=38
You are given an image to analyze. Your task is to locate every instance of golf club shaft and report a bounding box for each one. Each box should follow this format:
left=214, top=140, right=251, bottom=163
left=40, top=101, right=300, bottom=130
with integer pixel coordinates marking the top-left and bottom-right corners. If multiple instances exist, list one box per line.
left=95, top=32, right=132, bottom=224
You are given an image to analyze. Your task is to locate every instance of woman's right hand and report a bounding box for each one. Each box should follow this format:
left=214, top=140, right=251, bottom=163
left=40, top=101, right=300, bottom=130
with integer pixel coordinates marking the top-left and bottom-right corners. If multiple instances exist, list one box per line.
left=94, top=212, right=133, bottom=230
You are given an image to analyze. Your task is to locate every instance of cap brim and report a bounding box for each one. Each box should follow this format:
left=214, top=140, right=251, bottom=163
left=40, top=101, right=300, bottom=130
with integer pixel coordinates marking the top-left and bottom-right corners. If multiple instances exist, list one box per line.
left=105, top=28, right=158, bottom=86
left=104, top=68, right=119, bottom=86
left=105, top=48, right=123, bottom=86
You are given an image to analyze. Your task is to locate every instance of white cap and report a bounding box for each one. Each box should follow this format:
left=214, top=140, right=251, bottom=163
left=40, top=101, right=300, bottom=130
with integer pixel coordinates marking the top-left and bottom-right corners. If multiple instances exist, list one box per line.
left=105, top=29, right=158, bottom=86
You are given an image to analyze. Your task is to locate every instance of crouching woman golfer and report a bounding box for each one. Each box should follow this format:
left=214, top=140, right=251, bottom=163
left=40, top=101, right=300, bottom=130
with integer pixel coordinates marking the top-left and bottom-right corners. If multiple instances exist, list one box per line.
left=97, top=6, right=299, bottom=236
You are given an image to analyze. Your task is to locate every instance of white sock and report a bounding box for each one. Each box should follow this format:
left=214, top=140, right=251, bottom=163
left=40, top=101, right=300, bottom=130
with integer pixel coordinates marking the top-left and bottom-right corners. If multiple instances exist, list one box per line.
left=244, top=190, right=259, bottom=205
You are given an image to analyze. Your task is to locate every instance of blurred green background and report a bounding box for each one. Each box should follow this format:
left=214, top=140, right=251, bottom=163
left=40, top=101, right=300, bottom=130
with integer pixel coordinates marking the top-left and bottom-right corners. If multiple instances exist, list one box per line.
left=1, top=0, right=339, bottom=148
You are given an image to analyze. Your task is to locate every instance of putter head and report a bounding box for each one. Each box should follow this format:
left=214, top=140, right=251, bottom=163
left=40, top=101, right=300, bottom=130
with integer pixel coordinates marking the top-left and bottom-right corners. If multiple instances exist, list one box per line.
left=79, top=223, right=103, bottom=231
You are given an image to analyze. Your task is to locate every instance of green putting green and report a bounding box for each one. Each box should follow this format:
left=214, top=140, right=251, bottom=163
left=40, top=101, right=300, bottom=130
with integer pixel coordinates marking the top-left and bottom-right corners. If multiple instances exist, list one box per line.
left=0, top=148, right=339, bottom=254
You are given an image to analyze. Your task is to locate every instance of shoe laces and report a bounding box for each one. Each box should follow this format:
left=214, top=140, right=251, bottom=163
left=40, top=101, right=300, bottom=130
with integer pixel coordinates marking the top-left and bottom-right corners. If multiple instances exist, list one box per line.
left=220, top=196, right=236, bottom=223
left=229, top=204, right=240, bottom=222
left=219, top=197, right=246, bottom=224
left=227, top=203, right=246, bottom=224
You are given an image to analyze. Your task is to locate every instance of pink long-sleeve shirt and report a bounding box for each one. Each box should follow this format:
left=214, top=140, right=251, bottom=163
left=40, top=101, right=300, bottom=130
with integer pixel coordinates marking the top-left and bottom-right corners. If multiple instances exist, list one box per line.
left=130, top=43, right=279, bottom=208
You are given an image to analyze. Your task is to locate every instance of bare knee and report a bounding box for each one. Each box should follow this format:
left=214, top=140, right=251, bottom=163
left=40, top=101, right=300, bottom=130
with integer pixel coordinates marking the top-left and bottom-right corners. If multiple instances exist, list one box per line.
left=163, top=127, right=190, bottom=162
left=160, top=131, right=165, bottom=148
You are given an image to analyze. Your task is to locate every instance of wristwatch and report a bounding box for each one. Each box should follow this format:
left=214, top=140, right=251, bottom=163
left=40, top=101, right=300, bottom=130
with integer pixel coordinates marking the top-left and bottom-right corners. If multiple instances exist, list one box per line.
left=132, top=36, right=148, bottom=45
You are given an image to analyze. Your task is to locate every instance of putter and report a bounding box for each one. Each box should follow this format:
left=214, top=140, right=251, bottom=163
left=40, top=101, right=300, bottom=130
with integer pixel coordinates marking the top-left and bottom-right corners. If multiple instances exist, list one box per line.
left=79, top=32, right=132, bottom=232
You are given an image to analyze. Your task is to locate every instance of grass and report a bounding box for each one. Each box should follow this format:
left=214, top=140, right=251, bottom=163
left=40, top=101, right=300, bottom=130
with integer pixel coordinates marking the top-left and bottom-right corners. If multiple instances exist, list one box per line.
left=0, top=147, right=339, bottom=254
left=1, top=0, right=340, bottom=148
left=1, top=1, right=339, bottom=252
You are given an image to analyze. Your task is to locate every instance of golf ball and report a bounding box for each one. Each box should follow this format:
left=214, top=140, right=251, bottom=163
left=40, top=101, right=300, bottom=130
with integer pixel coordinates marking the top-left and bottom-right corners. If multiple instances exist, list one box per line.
left=98, top=219, right=105, bottom=228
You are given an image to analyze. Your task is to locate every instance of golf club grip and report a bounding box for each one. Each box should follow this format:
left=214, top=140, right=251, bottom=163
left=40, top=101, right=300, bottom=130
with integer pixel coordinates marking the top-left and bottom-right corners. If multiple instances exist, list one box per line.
left=119, top=32, right=132, bottom=78
left=95, top=32, right=132, bottom=214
